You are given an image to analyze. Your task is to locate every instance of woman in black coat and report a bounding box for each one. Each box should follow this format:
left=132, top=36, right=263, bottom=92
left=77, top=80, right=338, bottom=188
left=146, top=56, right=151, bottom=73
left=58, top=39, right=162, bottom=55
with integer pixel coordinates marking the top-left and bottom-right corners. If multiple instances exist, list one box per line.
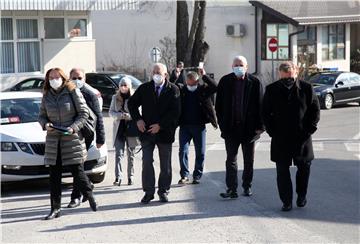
left=262, top=62, right=320, bottom=211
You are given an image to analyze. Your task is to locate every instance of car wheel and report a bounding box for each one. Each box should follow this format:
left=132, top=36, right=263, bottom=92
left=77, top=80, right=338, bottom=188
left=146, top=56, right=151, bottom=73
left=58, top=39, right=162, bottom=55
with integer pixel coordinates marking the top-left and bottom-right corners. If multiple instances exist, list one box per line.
left=323, top=94, right=333, bottom=110
left=88, top=172, right=105, bottom=184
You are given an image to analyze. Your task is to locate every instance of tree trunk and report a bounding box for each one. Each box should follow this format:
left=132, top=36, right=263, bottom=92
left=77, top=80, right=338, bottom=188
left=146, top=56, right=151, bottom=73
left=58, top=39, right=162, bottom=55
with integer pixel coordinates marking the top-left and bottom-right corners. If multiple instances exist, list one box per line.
left=191, top=0, right=208, bottom=67
left=176, top=1, right=189, bottom=63
left=184, top=1, right=201, bottom=66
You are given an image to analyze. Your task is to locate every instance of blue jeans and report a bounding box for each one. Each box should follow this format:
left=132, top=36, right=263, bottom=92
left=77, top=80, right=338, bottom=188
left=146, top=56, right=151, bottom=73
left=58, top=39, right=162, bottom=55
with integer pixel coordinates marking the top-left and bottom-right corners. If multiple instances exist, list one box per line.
left=178, top=125, right=206, bottom=180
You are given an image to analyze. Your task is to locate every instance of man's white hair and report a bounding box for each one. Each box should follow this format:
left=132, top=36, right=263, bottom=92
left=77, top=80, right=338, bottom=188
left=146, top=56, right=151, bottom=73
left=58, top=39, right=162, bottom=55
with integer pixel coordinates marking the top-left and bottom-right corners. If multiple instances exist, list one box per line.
left=233, top=55, right=248, bottom=65
left=153, top=62, right=168, bottom=74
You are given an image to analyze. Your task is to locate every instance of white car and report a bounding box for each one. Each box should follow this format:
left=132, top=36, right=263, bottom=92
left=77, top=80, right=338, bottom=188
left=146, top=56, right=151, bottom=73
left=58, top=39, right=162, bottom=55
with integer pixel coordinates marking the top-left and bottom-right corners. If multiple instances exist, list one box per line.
left=0, top=92, right=107, bottom=183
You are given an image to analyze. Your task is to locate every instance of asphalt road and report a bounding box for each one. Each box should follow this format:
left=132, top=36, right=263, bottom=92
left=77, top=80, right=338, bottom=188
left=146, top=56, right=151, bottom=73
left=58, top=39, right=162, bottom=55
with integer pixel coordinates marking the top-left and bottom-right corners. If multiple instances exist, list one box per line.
left=1, top=104, right=359, bottom=243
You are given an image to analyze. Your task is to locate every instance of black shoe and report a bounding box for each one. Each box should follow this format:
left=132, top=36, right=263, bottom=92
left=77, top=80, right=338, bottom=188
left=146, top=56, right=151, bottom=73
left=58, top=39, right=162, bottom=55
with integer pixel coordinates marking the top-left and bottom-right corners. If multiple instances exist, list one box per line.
left=178, top=177, right=190, bottom=184
left=192, top=179, right=200, bottom=185
left=44, top=209, right=61, bottom=220
left=220, top=189, right=238, bottom=199
left=128, top=179, right=134, bottom=185
left=243, top=188, right=253, bottom=197
left=88, top=195, right=98, bottom=211
left=67, top=198, right=80, bottom=208
left=141, top=194, right=154, bottom=204
left=82, top=195, right=88, bottom=203
left=158, top=193, right=169, bottom=203
left=113, top=179, right=121, bottom=186
left=296, top=197, right=307, bottom=207
left=281, top=203, right=292, bottom=211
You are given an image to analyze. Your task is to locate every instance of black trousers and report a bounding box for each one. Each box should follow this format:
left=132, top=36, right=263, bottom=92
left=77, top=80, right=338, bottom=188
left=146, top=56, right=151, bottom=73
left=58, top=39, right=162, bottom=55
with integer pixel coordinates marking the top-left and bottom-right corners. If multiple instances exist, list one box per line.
left=275, top=161, right=311, bottom=205
left=141, top=139, right=172, bottom=195
left=224, top=136, right=255, bottom=192
left=71, top=139, right=91, bottom=200
left=50, top=143, right=93, bottom=209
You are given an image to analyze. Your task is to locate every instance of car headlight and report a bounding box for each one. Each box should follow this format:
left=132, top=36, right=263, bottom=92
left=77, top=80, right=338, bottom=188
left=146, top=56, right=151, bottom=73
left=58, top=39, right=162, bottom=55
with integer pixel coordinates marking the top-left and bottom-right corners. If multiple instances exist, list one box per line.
left=2, top=165, right=21, bottom=170
left=16, top=142, right=33, bottom=154
left=1, top=142, right=17, bottom=151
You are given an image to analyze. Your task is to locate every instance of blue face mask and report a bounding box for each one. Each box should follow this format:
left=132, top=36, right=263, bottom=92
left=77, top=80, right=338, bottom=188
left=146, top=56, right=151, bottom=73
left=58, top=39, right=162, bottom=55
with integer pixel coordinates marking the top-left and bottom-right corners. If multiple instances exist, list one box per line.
left=233, top=66, right=246, bottom=77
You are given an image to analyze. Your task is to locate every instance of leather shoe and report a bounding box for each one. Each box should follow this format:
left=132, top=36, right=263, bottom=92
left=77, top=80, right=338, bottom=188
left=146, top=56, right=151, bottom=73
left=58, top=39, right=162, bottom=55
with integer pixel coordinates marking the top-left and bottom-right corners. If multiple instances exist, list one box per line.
left=220, top=189, right=238, bottom=199
left=44, top=209, right=61, bottom=220
left=297, top=197, right=307, bottom=207
left=281, top=203, right=292, bottom=211
left=243, top=188, right=253, bottom=197
left=141, top=194, right=154, bottom=204
left=88, top=195, right=98, bottom=211
left=158, top=193, right=169, bottom=203
left=67, top=198, right=80, bottom=208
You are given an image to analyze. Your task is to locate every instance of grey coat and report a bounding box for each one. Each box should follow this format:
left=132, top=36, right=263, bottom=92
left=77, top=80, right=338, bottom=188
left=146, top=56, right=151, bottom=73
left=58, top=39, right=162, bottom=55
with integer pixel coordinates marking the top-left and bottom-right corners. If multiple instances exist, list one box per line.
left=38, top=87, right=89, bottom=166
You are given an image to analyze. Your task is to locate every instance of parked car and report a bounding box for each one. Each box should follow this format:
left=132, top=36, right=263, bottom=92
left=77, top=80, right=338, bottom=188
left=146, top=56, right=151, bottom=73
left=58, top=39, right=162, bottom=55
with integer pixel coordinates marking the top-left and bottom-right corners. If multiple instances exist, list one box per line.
left=0, top=92, right=107, bottom=183
left=85, top=72, right=143, bottom=108
left=308, top=71, right=360, bottom=109
left=3, top=77, right=103, bottom=110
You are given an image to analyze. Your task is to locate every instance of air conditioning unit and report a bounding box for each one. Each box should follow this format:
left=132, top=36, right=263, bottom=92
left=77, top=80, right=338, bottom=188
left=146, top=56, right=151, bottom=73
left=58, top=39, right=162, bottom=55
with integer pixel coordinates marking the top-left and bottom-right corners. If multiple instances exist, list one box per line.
left=226, top=24, right=246, bottom=37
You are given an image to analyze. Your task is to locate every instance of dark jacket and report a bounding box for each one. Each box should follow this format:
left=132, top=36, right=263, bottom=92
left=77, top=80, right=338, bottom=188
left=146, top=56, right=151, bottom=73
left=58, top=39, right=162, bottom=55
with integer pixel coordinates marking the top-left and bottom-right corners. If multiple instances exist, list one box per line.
left=262, top=79, right=320, bottom=165
left=80, top=83, right=105, bottom=145
left=128, top=80, right=181, bottom=143
left=215, top=72, right=264, bottom=142
left=177, top=75, right=218, bottom=128
left=170, top=69, right=186, bottom=85
left=38, top=87, right=89, bottom=166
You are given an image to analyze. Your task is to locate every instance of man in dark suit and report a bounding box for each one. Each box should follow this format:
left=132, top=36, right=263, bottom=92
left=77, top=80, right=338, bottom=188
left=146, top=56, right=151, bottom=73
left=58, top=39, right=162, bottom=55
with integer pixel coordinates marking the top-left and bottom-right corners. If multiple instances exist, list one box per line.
left=128, top=63, right=181, bottom=204
left=215, top=56, right=264, bottom=199
left=262, top=61, right=320, bottom=211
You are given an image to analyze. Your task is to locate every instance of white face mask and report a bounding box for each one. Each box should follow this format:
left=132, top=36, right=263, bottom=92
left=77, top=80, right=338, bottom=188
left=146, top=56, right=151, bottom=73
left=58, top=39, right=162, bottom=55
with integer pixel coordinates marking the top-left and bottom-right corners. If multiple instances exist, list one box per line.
left=153, top=74, right=163, bottom=85
left=187, top=85, right=198, bottom=92
left=73, top=79, right=85, bottom=89
left=49, top=78, right=63, bottom=90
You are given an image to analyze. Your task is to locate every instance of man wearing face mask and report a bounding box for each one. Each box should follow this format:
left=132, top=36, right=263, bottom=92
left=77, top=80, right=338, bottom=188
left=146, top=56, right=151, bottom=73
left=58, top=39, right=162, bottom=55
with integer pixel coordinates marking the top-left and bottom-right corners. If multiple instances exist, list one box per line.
left=176, top=69, right=217, bottom=185
left=262, top=62, right=320, bottom=211
left=67, top=68, right=106, bottom=209
left=215, top=55, right=264, bottom=199
left=128, top=63, right=181, bottom=204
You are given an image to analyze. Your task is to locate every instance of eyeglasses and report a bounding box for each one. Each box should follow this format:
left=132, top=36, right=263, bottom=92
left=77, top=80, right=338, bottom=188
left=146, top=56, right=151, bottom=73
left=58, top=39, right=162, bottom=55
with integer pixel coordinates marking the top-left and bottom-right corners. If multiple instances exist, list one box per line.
left=71, top=77, right=83, bottom=80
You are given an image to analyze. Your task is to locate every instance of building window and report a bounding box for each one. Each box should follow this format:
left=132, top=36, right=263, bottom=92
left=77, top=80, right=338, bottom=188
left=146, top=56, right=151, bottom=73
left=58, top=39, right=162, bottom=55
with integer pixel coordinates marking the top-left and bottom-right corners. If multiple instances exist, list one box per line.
left=297, top=26, right=317, bottom=66
left=0, top=18, right=41, bottom=74
left=44, top=18, right=65, bottom=39
left=68, top=19, right=87, bottom=38
left=322, top=24, right=345, bottom=60
left=1, top=18, right=15, bottom=73
left=265, top=24, right=289, bottom=60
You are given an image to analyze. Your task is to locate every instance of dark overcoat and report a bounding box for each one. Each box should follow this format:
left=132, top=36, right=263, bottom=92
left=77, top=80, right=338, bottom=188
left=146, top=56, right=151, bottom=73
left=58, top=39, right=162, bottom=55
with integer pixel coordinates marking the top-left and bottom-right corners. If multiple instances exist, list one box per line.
left=262, top=79, right=320, bottom=165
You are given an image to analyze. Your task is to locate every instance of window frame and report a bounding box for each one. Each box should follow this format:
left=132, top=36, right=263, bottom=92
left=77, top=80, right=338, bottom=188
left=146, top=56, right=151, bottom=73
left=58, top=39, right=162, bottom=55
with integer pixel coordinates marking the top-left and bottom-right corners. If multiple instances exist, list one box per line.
left=263, top=23, right=290, bottom=61
left=322, top=24, right=346, bottom=61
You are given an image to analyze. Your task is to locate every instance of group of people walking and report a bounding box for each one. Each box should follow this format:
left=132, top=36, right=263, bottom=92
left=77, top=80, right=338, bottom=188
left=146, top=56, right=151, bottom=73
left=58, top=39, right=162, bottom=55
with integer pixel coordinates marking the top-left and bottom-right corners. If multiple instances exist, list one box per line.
left=39, top=55, right=320, bottom=220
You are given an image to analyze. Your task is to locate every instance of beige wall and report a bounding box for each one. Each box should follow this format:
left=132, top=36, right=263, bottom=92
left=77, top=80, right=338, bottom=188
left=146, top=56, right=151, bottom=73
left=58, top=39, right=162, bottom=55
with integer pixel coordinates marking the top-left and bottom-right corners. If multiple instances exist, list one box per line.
left=43, top=40, right=96, bottom=75
left=91, top=2, right=256, bottom=81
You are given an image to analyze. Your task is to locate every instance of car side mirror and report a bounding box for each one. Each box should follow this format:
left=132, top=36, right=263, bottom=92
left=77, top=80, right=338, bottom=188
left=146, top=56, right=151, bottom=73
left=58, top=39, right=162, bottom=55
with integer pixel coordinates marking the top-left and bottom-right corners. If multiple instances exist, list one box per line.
left=335, top=81, right=344, bottom=87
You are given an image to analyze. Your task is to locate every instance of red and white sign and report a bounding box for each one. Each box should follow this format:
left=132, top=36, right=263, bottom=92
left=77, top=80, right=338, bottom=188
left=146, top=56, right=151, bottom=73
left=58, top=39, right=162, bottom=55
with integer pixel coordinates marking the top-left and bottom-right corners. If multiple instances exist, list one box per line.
left=268, top=38, right=278, bottom=52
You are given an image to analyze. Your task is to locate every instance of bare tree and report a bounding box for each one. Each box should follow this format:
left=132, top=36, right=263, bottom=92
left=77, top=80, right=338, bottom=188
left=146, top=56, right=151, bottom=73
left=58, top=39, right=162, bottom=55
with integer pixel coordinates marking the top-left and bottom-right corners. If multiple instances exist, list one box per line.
left=176, top=1, right=209, bottom=67
left=159, top=36, right=176, bottom=70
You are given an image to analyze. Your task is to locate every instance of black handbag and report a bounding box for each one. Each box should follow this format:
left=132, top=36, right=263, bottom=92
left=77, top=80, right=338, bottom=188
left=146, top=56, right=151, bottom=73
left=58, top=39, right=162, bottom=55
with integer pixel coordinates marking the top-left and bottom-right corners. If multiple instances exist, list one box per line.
left=70, top=92, right=97, bottom=142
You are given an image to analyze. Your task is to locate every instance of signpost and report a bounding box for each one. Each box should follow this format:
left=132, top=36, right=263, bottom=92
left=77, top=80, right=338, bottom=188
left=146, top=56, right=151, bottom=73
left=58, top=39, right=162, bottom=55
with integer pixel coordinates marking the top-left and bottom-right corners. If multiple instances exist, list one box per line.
left=268, top=37, right=278, bottom=82
left=150, top=47, right=162, bottom=63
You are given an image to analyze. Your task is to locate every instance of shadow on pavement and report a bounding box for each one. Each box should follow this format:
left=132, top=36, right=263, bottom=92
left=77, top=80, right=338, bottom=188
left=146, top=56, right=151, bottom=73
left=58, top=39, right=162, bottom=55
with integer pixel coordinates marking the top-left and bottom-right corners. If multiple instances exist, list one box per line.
left=2, top=157, right=359, bottom=230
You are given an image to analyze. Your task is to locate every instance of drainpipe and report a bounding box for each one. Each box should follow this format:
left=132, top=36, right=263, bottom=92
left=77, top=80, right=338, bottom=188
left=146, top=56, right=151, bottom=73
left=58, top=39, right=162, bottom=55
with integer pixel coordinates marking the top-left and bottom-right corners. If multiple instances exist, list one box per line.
left=253, top=6, right=258, bottom=75
left=288, top=25, right=306, bottom=60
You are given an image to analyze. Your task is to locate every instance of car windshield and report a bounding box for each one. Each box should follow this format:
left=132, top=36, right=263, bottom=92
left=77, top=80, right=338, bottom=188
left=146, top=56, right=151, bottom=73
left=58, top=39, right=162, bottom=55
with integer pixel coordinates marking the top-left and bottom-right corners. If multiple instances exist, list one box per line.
left=110, top=74, right=142, bottom=89
left=309, top=74, right=338, bottom=85
left=0, top=98, right=41, bottom=125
